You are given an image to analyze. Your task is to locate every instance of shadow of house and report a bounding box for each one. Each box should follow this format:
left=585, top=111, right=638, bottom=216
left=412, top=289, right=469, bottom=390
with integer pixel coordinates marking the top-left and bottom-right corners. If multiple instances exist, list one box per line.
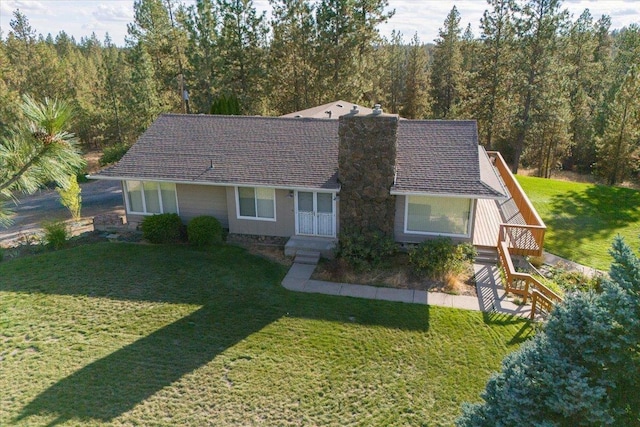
left=4, top=243, right=430, bottom=425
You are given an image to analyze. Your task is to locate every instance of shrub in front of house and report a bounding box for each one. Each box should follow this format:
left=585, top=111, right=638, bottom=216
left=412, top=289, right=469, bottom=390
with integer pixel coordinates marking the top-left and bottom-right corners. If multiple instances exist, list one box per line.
left=187, top=216, right=223, bottom=247
left=141, top=213, right=184, bottom=244
left=338, top=228, right=397, bottom=270
left=409, top=238, right=476, bottom=279
left=42, top=220, right=69, bottom=250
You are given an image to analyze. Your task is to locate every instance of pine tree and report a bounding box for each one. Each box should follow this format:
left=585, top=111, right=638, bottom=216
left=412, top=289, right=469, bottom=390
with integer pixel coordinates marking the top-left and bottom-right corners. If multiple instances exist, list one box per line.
left=469, top=0, right=516, bottom=150
left=377, top=30, right=406, bottom=114
left=216, top=0, right=269, bottom=114
left=596, top=65, right=640, bottom=185
left=127, top=0, right=188, bottom=112
left=430, top=6, right=463, bottom=119
left=401, top=33, right=430, bottom=119
left=181, top=0, right=221, bottom=113
left=563, top=10, right=604, bottom=173
left=315, top=0, right=359, bottom=102
left=268, top=0, right=317, bottom=114
left=0, top=96, right=85, bottom=227
left=509, top=0, right=569, bottom=173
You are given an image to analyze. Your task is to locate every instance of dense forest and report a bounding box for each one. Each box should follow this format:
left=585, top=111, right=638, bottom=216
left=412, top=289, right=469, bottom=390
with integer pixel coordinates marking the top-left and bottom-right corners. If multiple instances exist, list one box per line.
left=1, top=0, right=639, bottom=184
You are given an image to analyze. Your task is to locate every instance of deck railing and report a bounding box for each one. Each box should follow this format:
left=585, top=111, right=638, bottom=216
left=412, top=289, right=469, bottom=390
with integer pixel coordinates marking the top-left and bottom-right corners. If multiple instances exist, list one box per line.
left=488, top=152, right=560, bottom=319
left=498, top=241, right=563, bottom=319
left=489, top=151, right=546, bottom=257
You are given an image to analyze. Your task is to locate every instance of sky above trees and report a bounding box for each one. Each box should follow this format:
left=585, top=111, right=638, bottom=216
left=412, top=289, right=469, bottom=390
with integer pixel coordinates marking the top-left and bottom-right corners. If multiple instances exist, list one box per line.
left=1, top=0, right=639, bottom=45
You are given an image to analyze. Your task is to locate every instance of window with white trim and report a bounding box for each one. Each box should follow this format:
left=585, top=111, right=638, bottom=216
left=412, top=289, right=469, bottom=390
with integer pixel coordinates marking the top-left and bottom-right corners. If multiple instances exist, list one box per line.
left=125, top=181, right=178, bottom=214
left=406, top=195, right=472, bottom=236
left=237, top=187, right=276, bottom=220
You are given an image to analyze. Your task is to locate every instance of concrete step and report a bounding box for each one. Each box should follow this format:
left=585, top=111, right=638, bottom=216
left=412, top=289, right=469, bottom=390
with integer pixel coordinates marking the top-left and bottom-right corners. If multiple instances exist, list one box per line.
left=294, top=250, right=321, bottom=265
left=285, top=236, right=337, bottom=258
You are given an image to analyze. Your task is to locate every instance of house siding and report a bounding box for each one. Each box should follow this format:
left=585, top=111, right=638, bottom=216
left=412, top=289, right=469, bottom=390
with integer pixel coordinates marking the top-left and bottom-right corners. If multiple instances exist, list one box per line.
left=226, top=188, right=295, bottom=237
left=394, top=195, right=474, bottom=244
left=176, top=184, right=228, bottom=227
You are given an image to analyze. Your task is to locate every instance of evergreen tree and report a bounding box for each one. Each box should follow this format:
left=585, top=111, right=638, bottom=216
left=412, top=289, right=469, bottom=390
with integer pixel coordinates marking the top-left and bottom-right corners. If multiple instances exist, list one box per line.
left=377, top=30, right=406, bottom=114
left=457, top=236, right=640, bottom=426
left=315, top=0, right=359, bottom=102
left=430, top=6, right=463, bottom=119
left=563, top=10, right=605, bottom=173
left=216, top=0, right=269, bottom=114
left=127, top=0, right=188, bottom=112
left=100, top=35, right=128, bottom=145
left=268, top=0, right=317, bottom=114
left=596, top=65, right=640, bottom=185
left=468, top=0, right=516, bottom=150
left=180, top=0, right=221, bottom=114
left=509, top=0, right=569, bottom=173
left=0, top=96, right=85, bottom=227
left=401, top=33, right=430, bottom=119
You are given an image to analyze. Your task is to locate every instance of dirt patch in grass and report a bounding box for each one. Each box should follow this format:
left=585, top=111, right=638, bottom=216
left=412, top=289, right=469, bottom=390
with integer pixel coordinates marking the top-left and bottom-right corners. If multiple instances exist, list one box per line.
left=241, top=244, right=293, bottom=267
left=312, top=253, right=477, bottom=296
left=226, top=234, right=292, bottom=267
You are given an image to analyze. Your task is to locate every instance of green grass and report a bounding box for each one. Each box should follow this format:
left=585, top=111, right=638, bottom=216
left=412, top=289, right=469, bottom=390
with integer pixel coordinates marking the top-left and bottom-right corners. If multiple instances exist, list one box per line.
left=517, top=175, right=640, bottom=270
left=0, top=243, right=532, bottom=426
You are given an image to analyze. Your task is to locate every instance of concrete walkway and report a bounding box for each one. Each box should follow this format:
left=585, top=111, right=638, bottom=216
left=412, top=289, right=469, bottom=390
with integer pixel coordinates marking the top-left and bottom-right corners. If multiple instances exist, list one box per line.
left=282, top=262, right=534, bottom=318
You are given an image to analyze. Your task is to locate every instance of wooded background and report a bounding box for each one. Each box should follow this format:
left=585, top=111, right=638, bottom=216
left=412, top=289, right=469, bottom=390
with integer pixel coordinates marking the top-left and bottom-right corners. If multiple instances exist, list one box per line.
left=1, top=0, right=638, bottom=184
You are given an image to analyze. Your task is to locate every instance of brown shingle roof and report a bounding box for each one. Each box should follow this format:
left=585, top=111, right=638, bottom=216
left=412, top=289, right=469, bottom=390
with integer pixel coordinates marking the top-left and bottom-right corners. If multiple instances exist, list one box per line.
left=96, top=114, right=340, bottom=190
left=393, top=120, right=506, bottom=198
left=94, top=114, right=505, bottom=198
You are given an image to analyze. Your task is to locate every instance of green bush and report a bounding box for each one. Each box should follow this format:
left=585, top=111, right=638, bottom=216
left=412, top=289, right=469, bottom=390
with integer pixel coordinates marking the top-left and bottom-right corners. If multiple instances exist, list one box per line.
left=141, top=213, right=184, bottom=244
left=545, top=266, right=603, bottom=293
left=408, top=238, right=476, bottom=279
left=338, top=229, right=397, bottom=270
left=0, top=246, right=4, bottom=262
left=187, top=216, right=223, bottom=247
left=42, top=220, right=69, bottom=250
left=99, top=143, right=130, bottom=166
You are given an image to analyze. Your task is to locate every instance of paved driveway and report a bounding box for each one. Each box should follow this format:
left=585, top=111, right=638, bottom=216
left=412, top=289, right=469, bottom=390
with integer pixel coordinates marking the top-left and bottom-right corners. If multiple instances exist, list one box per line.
left=0, top=180, right=124, bottom=243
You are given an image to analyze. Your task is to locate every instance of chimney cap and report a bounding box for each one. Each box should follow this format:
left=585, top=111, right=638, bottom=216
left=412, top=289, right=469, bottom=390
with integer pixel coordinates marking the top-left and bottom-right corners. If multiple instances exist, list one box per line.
left=372, top=104, right=382, bottom=115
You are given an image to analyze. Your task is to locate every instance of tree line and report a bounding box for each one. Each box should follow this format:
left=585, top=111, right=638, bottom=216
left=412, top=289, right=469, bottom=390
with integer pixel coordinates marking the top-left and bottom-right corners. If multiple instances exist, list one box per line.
left=1, top=0, right=638, bottom=183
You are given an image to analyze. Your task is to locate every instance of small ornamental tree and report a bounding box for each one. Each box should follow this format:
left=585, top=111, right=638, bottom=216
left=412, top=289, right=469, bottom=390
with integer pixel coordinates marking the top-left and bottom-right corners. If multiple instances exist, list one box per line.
left=0, top=95, right=85, bottom=227
left=57, top=174, right=82, bottom=221
left=456, top=236, right=640, bottom=427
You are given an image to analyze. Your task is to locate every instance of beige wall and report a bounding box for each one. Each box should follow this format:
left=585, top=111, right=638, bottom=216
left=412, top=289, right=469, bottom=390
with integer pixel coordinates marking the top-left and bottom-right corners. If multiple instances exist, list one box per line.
left=226, top=187, right=295, bottom=237
left=394, top=195, right=473, bottom=244
left=123, top=182, right=229, bottom=228
left=176, top=184, right=229, bottom=227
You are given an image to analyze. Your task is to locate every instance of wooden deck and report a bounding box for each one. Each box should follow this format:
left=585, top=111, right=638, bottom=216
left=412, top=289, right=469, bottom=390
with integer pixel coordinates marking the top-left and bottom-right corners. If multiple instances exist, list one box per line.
left=473, top=198, right=502, bottom=248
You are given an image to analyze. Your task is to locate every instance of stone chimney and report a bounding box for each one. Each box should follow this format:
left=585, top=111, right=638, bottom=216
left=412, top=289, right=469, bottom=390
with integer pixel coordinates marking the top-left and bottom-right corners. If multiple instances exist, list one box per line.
left=338, top=108, right=399, bottom=237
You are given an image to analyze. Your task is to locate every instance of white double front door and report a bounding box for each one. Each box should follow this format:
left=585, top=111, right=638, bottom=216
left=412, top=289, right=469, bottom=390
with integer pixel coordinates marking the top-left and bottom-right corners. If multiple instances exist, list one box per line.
left=295, top=191, right=336, bottom=237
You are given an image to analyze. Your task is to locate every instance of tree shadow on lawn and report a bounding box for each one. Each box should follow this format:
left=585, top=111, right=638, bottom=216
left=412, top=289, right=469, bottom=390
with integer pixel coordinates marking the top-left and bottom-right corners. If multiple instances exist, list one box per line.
left=482, top=311, right=534, bottom=346
left=4, top=243, right=431, bottom=425
left=547, top=185, right=640, bottom=260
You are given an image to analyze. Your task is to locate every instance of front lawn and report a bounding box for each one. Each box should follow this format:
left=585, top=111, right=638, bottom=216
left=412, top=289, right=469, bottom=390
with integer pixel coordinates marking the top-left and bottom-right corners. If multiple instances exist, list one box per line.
left=0, top=242, right=532, bottom=426
left=517, top=175, right=640, bottom=270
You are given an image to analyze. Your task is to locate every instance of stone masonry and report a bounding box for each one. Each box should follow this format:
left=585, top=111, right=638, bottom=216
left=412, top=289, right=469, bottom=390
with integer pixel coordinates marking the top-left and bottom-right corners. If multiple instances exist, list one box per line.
left=338, top=110, right=399, bottom=237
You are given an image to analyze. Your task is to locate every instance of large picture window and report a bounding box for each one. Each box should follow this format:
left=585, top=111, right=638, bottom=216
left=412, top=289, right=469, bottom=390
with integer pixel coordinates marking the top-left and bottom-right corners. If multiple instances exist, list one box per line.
left=125, top=181, right=178, bottom=214
left=236, top=187, right=275, bottom=220
left=406, top=195, right=472, bottom=236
